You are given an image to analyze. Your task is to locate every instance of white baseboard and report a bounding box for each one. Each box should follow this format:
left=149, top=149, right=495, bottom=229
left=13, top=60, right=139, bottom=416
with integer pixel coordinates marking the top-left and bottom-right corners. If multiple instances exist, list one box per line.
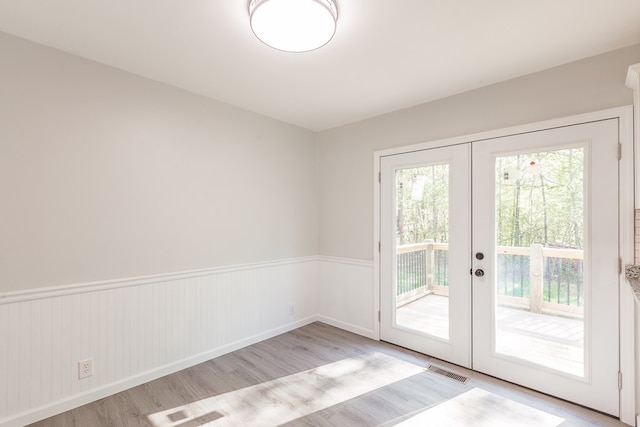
left=0, top=316, right=317, bottom=427
left=316, top=315, right=376, bottom=340
left=318, top=256, right=377, bottom=340
left=0, top=255, right=379, bottom=426
left=0, top=257, right=319, bottom=426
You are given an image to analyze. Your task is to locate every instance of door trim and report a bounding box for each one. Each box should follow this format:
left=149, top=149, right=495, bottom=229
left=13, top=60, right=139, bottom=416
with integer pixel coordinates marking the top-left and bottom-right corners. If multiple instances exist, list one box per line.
left=373, top=106, right=634, bottom=425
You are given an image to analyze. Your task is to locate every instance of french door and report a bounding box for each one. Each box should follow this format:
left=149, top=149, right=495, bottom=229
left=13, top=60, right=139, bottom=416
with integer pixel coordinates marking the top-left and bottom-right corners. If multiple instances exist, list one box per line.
left=379, top=119, right=620, bottom=415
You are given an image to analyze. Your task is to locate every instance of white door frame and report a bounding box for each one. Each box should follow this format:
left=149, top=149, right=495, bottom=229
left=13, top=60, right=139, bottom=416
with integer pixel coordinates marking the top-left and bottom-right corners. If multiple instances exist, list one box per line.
left=372, top=106, right=635, bottom=425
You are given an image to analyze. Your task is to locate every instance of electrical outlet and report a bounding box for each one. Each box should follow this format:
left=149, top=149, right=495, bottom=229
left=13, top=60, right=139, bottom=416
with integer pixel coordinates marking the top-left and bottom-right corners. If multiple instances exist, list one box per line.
left=78, top=358, right=93, bottom=380
left=289, top=304, right=295, bottom=316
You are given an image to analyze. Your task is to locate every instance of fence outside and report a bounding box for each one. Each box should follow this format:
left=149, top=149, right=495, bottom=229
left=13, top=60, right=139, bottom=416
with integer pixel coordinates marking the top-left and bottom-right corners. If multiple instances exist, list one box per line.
left=396, top=242, right=584, bottom=316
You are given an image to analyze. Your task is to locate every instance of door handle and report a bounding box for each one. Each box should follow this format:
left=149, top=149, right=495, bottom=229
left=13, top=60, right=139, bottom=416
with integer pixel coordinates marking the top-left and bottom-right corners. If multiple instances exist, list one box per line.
left=474, top=269, right=485, bottom=277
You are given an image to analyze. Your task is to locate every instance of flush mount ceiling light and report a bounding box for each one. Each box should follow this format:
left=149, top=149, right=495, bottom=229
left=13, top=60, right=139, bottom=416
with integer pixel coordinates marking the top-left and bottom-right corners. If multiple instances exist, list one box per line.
left=249, top=0, right=338, bottom=53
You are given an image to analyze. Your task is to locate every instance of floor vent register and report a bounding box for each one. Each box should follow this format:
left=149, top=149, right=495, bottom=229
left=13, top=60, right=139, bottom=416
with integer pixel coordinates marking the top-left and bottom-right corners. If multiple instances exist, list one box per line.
left=425, top=364, right=469, bottom=384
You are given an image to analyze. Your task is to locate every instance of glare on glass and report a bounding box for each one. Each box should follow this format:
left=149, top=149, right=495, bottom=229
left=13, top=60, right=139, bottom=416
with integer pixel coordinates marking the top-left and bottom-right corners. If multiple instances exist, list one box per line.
left=494, top=148, right=585, bottom=377
left=394, top=164, right=450, bottom=340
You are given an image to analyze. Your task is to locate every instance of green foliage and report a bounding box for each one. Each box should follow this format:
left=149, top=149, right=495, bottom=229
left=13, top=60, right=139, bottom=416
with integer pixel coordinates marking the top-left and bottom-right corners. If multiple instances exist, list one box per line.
left=496, top=148, right=584, bottom=249
left=396, top=164, right=449, bottom=245
left=394, top=148, right=585, bottom=307
left=395, top=148, right=584, bottom=249
left=495, top=256, right=583, bottom=306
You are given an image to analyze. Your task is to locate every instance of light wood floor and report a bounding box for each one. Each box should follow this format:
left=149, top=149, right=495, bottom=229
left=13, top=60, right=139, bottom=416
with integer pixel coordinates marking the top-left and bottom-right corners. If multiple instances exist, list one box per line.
left=30, top=322, right=625, bottom=426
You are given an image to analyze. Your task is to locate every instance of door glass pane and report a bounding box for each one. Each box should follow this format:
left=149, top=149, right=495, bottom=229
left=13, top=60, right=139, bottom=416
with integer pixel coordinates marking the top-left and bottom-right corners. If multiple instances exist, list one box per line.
left=395, top=164, right=450, bottom=340
left=494, top=148, right=584, bottom=377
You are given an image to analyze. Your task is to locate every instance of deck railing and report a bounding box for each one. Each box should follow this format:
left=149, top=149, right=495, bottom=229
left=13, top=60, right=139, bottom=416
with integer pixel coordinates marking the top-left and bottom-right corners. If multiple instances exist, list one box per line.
left=397, top=242, right=584, bottom=315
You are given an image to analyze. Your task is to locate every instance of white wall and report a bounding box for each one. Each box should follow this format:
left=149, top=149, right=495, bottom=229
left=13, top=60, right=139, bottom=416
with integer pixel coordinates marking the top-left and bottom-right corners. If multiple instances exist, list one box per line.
left=318, top=43, right=640, bottom=260
left=0, top=31, right=321, bottom=426
left=0, top=31, right=318, bottom=293
left=317, top=257, right=376, bottom=339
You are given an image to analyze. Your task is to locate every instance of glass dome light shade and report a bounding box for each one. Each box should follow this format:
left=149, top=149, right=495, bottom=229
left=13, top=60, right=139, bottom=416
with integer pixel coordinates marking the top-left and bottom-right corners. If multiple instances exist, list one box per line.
left=249, top=0, right=338, bottom=53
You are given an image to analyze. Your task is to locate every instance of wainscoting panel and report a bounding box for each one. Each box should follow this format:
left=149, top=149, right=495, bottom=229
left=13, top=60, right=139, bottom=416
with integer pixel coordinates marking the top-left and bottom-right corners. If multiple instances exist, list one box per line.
left=317, top=256, right=376, bottom=339
left=0, top=257, right=318, bottom=427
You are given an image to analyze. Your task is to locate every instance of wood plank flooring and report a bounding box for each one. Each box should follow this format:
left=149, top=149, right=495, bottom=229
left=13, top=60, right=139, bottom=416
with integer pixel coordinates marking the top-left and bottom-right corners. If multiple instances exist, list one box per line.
left=30, top=322, right=625, bottom=426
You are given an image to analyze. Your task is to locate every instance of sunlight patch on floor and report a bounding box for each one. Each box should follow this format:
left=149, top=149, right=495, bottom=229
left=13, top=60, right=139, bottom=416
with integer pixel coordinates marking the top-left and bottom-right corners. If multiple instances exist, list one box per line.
left=147, top=352, right=423, bottom=426
left=394, top=388, right=564, bottom=426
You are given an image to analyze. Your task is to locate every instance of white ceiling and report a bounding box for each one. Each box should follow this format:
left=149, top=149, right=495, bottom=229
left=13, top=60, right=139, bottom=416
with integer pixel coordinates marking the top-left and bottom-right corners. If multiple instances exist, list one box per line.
left=1, top=1, right=639, bottom=131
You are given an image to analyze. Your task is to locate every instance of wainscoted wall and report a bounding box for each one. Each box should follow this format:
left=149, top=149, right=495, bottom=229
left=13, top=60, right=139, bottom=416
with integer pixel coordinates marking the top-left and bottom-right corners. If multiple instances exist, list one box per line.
left=317, top=256, right=376, bottom=339
left=0, top=257, right=319, bottom=427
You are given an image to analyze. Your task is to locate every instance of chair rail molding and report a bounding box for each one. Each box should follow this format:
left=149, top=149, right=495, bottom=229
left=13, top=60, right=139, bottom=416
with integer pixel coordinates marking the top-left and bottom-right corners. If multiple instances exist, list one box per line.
left=0, top=257, right=319, bottom=427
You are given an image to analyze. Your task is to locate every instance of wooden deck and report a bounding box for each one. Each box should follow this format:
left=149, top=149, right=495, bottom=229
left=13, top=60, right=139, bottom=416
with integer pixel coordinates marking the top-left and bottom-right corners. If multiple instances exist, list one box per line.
left=396, top=294, right=584, bottom=376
